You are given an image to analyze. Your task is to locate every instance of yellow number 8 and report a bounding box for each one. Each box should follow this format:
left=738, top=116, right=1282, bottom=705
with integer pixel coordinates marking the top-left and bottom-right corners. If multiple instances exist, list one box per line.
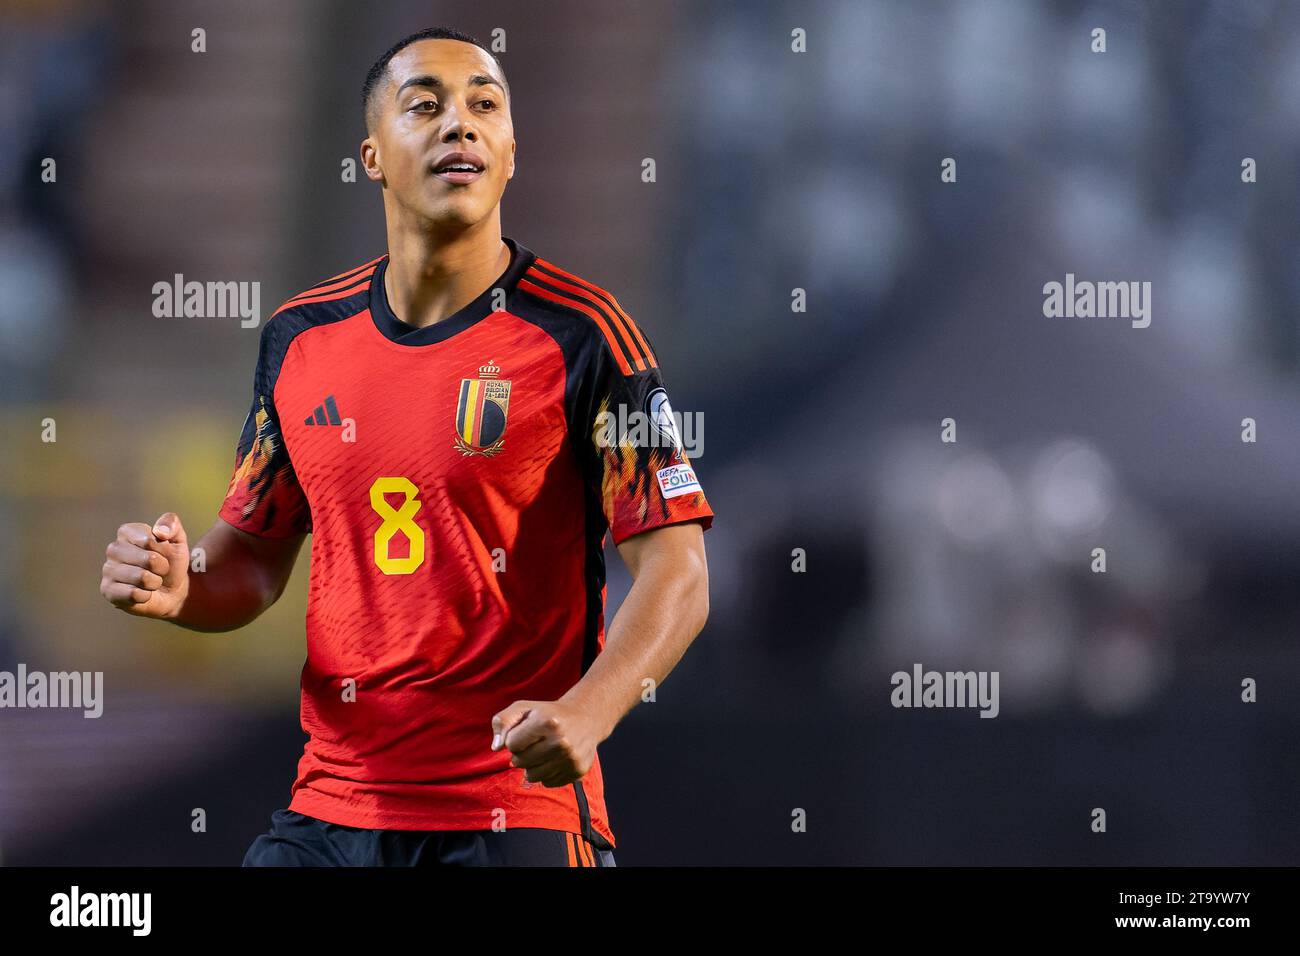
left=369, top=476, right=426, bottom=574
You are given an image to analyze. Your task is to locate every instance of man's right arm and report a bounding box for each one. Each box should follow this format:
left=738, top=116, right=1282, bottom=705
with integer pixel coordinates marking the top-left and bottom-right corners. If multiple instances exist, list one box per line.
left=105, top=304, right=313, bottom=631
left=100, top=512, right=304, bottom=632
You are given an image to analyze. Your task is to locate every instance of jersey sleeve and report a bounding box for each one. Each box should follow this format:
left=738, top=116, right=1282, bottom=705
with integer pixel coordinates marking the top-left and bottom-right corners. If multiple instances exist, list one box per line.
left=218, top=320, right=312, bottom=537
left=578, top=329, right=714, bottom=546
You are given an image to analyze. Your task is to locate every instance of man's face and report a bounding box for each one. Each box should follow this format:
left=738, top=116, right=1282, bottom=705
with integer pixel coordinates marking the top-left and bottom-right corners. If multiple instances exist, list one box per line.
left=362, top=39, right=514, bottom=228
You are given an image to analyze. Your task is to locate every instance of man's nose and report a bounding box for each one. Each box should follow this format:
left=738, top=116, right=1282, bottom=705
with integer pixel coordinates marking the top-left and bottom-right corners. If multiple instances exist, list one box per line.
left=441, top=106, right=477, bottom=142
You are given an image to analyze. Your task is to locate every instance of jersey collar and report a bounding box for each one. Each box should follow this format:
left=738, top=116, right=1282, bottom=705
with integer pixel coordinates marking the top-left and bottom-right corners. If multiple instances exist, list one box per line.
left=368, top=235, right=536, bottom=346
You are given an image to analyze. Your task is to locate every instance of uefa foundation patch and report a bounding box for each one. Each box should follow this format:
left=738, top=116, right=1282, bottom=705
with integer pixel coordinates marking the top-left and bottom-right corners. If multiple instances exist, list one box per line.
left=656, top=463, right=701, bottom=499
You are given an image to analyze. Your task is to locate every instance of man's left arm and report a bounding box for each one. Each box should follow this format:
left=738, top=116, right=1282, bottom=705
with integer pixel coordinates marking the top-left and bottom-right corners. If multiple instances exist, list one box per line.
left=490, top=520, right=709, bottom=786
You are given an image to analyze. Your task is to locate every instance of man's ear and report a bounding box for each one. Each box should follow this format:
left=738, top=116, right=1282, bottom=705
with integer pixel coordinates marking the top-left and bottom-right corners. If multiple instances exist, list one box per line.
left=508, top=140, right=516, bottom=180
left=361, top=136, right=385, bottom=184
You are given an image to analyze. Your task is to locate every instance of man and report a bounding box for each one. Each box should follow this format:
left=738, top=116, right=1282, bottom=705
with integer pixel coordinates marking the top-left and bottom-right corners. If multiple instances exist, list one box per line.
left=98, top=27, right=712, bottom=867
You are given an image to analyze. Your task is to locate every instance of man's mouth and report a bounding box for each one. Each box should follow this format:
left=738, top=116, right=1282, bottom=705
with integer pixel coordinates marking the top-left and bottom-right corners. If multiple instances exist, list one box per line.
left=431, top=152, right=486, bottom=184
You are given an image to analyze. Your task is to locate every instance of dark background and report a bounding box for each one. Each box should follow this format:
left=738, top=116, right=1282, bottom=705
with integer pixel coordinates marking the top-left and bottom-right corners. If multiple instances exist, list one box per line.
left=2, top=0, right=1299, bottom=865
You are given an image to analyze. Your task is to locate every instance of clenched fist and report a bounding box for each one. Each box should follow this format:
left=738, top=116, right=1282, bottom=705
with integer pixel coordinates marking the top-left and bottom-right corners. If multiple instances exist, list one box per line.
left=490, top=699, right=608, bottom=788
left=100, top=512, right=191, bottom=620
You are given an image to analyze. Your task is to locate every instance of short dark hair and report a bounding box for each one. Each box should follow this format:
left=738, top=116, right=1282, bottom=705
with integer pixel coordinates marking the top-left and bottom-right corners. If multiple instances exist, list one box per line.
left=362, top=27, right=509, bottom=130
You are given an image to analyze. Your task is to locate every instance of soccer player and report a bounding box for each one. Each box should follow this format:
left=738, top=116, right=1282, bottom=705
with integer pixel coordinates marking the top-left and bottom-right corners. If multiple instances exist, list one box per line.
left=98, top=27, right=712, bottom=867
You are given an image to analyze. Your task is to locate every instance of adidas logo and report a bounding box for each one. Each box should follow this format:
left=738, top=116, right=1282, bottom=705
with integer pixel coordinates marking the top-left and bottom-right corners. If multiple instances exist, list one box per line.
left=304, top=394, right=343, bottom=426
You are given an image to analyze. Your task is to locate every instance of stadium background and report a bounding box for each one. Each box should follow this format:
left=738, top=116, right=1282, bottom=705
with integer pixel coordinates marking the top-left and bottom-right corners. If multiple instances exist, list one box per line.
left=2, top=0, right=1300, bottom=864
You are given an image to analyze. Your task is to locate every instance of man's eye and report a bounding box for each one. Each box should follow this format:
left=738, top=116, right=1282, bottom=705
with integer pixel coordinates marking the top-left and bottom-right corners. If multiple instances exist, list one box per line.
left=477, top=99, right=496, bottom=110
left=411, top=101, right=436, bottom=111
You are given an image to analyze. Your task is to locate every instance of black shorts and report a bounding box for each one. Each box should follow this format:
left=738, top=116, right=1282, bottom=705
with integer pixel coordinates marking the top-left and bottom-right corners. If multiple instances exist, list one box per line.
left=242, top=809, right=616, bottom=867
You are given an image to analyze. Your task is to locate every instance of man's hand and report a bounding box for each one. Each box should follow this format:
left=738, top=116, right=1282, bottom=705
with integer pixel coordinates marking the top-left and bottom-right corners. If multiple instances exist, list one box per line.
left=100, top=512, right=191, bottom=620
left=490, top=699, right=608, bottom=787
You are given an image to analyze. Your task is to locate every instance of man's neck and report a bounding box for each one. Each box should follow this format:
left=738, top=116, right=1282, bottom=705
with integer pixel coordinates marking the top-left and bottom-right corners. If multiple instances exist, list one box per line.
left=383, top=219, right=511, bottom=330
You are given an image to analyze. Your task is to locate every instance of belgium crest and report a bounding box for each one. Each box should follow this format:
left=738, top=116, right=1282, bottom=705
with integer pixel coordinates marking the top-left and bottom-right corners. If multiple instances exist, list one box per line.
left=454, top=361, right=511, bottom=457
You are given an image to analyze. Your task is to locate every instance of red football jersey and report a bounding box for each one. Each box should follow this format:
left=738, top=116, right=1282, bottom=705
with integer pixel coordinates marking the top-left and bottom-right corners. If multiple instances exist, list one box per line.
left=218, top=237, right=713, bottom=849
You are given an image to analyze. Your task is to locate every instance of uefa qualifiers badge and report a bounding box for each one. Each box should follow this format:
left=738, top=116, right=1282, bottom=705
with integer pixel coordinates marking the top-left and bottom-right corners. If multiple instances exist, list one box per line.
left=454, top=361, right=511, bottom=457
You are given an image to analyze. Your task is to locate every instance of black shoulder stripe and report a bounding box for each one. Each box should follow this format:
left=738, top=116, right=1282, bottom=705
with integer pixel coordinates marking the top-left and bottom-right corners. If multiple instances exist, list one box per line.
left=528, top=260, right=651, bottom=371
left=271, top=275, right=374, bottom=320
left=298, top=255, right=386, bottom=297
left=524, top=264, right=648, bottom=372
